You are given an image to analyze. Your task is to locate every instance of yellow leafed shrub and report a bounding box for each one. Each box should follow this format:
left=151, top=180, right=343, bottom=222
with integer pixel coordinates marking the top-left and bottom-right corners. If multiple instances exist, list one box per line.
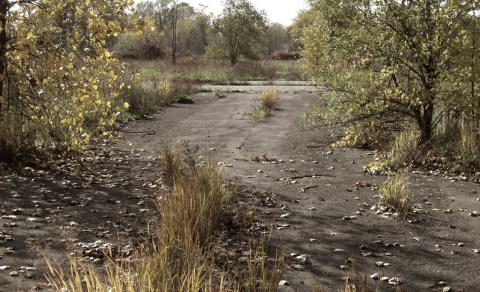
left=0, top=0, right=139, bottom=160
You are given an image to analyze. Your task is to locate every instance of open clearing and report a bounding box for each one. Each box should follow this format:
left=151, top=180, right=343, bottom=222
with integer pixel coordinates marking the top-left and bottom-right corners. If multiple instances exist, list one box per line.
left=1, top=84, right=479, bottom=291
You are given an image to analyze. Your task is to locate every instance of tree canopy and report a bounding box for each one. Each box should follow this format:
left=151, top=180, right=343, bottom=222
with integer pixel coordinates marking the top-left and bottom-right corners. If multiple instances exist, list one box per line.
left=135, top=0, right=210, bottom=61
left=0, top=0, right=138, bottom=161
left=265, top=22, right=289, bottom=55
left=208, top=0, right=267, bottom=65
left=300, top=0, right=479, bottom=147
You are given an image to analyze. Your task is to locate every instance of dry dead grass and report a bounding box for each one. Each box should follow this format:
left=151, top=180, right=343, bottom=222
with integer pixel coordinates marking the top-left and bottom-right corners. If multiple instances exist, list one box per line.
left=47, top=145, right=284, bottom=291
left=389, top=127, right=420, bottom=167
left=258, top=90, right=279, bottom=111
left=459, top=121, right=480, bottom=169
left=245, top=233, right=285, bottom=291
left=379, top=173, right=414, bottom=219
left=252, top=90, right=279, bottom=122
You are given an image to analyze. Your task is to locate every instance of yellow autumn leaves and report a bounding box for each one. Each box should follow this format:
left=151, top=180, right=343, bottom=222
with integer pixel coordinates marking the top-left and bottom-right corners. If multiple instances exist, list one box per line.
left=299, top=0, right=479, bottom=146
left=1, top=0, right=137, bottom=154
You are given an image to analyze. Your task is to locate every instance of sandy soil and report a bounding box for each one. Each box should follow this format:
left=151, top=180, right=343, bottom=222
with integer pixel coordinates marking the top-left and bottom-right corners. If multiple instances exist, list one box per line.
left=1, top=85, right=479, bottom=291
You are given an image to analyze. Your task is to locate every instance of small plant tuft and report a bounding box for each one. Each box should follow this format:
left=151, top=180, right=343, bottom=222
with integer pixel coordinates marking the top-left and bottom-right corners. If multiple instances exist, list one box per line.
left=364, top=159, right=395, bottom=176
left=379, top=173, right=414, bottom=219
left=258, top=90, right=279, bottom=110
left=252, top=108, right=272, bottom=122
left=252, top=90, right=279, bottom=122
left=389, top=127, right=421, bottom=167
left=215, top=90, right=227, bottom=98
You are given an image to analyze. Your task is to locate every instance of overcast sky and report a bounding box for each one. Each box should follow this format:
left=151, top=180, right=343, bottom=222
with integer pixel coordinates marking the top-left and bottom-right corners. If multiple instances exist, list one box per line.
left=135, top=0, right=309, bottom=26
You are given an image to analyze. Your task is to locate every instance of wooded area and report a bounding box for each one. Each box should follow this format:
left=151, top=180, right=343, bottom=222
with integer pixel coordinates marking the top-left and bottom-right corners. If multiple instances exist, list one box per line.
left=299, top=0, right=479, bottom=171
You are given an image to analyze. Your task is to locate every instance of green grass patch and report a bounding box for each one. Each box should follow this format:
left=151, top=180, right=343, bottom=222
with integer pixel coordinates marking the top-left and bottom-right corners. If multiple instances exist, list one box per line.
left=128, top=57, right=305, bottom=85
left=252, top=108, right=272, bottom=122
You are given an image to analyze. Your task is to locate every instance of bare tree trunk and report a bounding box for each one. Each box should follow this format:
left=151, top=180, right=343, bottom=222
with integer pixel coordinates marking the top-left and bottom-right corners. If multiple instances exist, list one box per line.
left=230, top=54, right=237, bottom=65
left=472, top=18, right=479, bottom=133
left=0, top=0, right=8, bottom=161
left=420, top=101, right=434, bottom=143
left=171, top=1, right=177, bottom=65
left=0, top=0, right=8, bottom=114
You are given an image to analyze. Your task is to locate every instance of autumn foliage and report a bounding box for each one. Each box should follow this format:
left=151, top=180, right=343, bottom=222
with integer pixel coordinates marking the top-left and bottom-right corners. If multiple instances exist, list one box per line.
left=299, top=0, right=479, bottom=170
left=0, top=0, right=138, bottom=162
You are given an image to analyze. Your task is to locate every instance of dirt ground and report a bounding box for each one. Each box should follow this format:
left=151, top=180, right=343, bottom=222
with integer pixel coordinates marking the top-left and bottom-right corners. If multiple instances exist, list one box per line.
left=1, top=84, right=479, bottom=291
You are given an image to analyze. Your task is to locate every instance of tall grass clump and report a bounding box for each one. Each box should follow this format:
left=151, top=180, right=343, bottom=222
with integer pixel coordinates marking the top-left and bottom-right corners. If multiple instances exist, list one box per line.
left=47, top=146, right=227, bottom=290
left=258, top=90, right=279, bottom=110
left=156, top=78, right=195, bottom=105
left=47, top=256, right=105, bottom=292
left=120, top=82, right=160, bottom=118
left=122, top=77, right=195, bottom=118
left=159, top=143, right=184, bottom=186
left=47, top=145, right=284, bottom=291
left=158, top=150, right=225, bottom=247
left=244, top=233, right=285, bottom=291
left=388, top=127, right=421, bottom=167
left=47, top=245, right=223, bottom=291
left=457, top=121, right=480, bottom=171
left=379, top=173, right=414, bottom=219
left=252, top=90, right=279, bottom=122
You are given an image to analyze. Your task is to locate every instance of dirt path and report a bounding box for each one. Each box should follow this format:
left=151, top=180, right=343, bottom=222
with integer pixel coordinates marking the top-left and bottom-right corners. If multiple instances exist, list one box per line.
left=120, top=88, right=480, bottom=292
left=1, top=85, right=479, bottom=291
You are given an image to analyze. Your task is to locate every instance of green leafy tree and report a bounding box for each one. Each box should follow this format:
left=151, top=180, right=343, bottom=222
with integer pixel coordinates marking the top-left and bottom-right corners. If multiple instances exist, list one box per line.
left=446, top=12, right=480, bottom=133
left=265, top=22, right=289, bottom=55
left=289, top=10, right=312, bottom=51
left=137, top=0, right=196, bottom=64
left=300, top=0, right=479, bottom=145
left=191, top=10, right=211, bottom=54
left=208, top=0, right=267, bottom=65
